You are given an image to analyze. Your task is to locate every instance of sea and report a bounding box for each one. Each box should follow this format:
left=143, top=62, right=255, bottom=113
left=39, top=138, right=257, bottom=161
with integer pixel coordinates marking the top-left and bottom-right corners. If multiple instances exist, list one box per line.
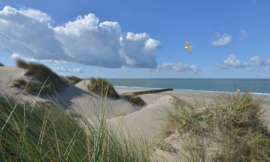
left=106, top=79, right=270, bottom=96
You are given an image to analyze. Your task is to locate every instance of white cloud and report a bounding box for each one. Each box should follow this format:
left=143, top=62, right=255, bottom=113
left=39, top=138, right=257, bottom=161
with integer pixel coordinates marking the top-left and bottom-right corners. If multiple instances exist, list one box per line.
left=147, top=68, right=160, bottom=73
left=241, top=29, right=249, bottom=36
left=68, top=68, right=82, bottom=73
left=216, top=54, right=249, bottom=69
left=215, top=63, right=228, bottom=69
left=0, top=6, right=161, bottom=69
left=18, top=7, right=52, bottom=22
left=55, top=67, right=82, bottom=73
left=245, top=67, right=253, bottom=72
left=40, top=60, right=67, bottom=65
left=154, top=62, right=200, bottom=74
left=250, top=56, right=265, bottom=66
left=267, top=59, right=270, bottom=65
left=239, top=29, right=249, bottom=41
left=96, top=69, right=107, bottom=73
left=10, top=53, right=67, bottom=65
left=265, top=67, right=270, bottom=72
left=10, top=53, right=38, bottom=62
left=10, top=53, right=20, bottom=59
left=55, top=67, right=67, bottom=72
left=120, top=32, right=161, bottom=68
left=121, top=66, right=129, bottom=72
left=212, top=33, right=232, bottom=46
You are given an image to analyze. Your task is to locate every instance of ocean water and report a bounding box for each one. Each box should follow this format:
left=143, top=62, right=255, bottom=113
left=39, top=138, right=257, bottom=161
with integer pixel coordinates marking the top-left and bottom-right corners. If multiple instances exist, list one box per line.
left=106, top=79, right=270, bottom=95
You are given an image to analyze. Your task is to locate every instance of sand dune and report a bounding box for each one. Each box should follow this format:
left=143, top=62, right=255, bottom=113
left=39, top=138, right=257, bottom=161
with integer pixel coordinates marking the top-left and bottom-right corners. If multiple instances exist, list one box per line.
left=107, top=95, right=179, bottom=138
left=0, top=66, right=27, bottom=89
left=0, top=66, right=49, bottom=103
left=46, top=80, right=141, bottom=118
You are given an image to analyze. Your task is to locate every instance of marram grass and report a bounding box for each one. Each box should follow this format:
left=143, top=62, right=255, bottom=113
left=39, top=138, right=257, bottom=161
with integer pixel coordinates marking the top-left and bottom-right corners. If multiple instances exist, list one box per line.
left=162, top=91, right=270, bottom=162
left=0, top=93, right=153, bottom=161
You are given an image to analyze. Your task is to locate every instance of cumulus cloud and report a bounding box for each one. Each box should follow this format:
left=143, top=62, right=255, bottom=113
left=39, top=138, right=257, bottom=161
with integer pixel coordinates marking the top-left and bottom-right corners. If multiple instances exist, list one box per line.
left=212, top=33, right=232, bottom=46
left=265, top=67, right=270, bottom=72
left=250, top=56, right=265, bottom=66
left=55, top=67, right=82, bottom=73
left=120, top=32, right=161, bottom=68
left=216, top=55, right=249, bottom=69
left=0, top=6, right=161, bottom=69
left=149, top=62, right=200, bottom=74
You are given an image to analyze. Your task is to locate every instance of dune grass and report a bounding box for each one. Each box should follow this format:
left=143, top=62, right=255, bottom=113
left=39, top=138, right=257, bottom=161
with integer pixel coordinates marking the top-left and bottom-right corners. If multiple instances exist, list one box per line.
left=66, top=76, right=83, bottom=85
left=15, top=60, right=69, bottom=94
left=11, top=78, right=27, bottom=88
left=16, top=59, right=29, bottom=69
left=0, top=62, right=4, bottom=66
left=0, top=93, right=153, bottom=161
left=162, top=91, right=270, bottom=161
left=124, top=94, right=146, bottom=106
left=87, top=77, right=119, bottom=98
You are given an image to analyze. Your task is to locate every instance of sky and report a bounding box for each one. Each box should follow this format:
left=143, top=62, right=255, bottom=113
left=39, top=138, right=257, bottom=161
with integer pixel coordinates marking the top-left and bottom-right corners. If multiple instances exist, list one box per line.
left=0, top=0, right=270, bottom=78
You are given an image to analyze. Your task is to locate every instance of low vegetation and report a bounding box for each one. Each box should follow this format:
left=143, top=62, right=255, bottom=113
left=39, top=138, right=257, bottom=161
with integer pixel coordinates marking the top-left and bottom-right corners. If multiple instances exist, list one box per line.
left=162, top=91, right=270, bottom=161
left=66, top=76, right=83, bottom=85
left=87, top=77, right=119, bottom=98
left=12, top=78, right=55, bottom=94
left=116, top=113, right=127, bottom=117
left=11, top=78, right=27, bottom=88
left=15, top=60, right=69, bottom=94
left=0, top=94, right=153, bottom=161
left=0, top=62, right=4, bottom=66
left=124, top=94, right=146, bottom=106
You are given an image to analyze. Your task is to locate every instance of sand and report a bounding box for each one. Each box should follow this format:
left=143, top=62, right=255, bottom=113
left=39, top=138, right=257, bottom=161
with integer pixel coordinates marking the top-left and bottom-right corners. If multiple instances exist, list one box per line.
left=115, top=87, right=270, bottom=131
left=1, top=67, right=270, bottom=161
left=1, top=66, right=269, bottom=135
left=47, top=80, right=141, bottom=118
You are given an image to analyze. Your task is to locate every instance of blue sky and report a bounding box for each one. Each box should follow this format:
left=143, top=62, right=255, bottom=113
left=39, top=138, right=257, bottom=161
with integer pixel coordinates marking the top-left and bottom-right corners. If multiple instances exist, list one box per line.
left=0, top=0, right=270, bottom=78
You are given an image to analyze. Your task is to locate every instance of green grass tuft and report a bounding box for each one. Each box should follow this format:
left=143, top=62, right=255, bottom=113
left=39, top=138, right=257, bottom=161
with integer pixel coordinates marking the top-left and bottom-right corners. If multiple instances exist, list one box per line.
left=87, top=77, right=119, bottom=98
left=162, top=91, right=270, bottom=161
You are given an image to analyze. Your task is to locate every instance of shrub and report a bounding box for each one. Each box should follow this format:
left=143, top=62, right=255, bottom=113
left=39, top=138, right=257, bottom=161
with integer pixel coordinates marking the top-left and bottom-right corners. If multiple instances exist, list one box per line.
left=87, top=77, right=119, bottom=98
left=0, top=62, right=4, bottom=66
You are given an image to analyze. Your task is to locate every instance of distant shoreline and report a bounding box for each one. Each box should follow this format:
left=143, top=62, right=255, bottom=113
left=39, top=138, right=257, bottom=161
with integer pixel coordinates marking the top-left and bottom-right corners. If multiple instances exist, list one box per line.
left=114, top=86, right=270, bottom=96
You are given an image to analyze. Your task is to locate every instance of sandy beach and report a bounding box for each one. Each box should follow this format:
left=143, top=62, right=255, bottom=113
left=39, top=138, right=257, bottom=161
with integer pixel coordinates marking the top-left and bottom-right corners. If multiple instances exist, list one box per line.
left=115, top=87, right=270, bottom=130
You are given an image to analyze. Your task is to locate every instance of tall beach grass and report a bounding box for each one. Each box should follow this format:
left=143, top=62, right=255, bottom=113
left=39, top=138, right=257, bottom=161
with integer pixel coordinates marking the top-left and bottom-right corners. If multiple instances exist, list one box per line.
left=0, top=93, right=153, bottom=161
